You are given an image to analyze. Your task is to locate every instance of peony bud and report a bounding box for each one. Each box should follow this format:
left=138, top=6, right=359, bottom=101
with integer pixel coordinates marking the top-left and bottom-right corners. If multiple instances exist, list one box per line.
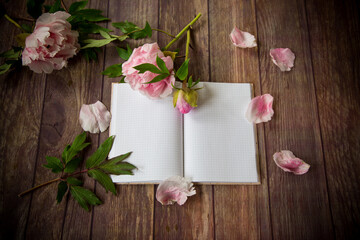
left=173, top=89, right=198, bottom=114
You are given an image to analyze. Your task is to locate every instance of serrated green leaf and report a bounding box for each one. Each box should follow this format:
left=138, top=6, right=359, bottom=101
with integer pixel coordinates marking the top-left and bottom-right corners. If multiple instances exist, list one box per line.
left=88, top=169, right=116, bottom=195
left=144, top=73, right=170, bottom=84
left=133, top=63, right=162, bottom=74
left=187, top=76, right=193, bottom=88
left=0, top=64, right=11, bottom=75
left=86, top=136, right=115, bottom=169
left=116, top=45, right=132, bottom=61
left=67, top=177, right=83, bottom=186
left=27, top=0, right=45, bottom=19
left=81, top=38, right=115, bottom=49
left=156, top=56, right=169, bottom=74
left=176, top=59, right=190, bottom=81
left=77, top=23, right=111, bottom=34
left=49, top=0, right=62, bottom=13
left=112, top=21, right=138, bottom=34
left=70, top=186, right=101, bottom=211
left=69, top=1, right=88, bottom=14
left=102, top=64, right=122, bottom=78
left=102, top=152, right=132, bottom=166
left=56, top=181, right=68, bottom=203
left=64, top=157, right=82, bottom=173
left=43, top=156, right=63, bottom=173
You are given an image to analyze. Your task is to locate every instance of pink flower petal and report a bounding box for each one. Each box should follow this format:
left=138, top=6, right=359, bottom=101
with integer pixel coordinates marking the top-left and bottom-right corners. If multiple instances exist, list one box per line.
left=245, top=94, right=274, bottom=123
left=270, top=48, right=295, bottom=71
left=156, top=176, right=196, bottom=206
left=79, top=101, right=111, bottom=134
left=273, top=150, right=310, bottom=175
left=230, top=27, right=257, bottom=48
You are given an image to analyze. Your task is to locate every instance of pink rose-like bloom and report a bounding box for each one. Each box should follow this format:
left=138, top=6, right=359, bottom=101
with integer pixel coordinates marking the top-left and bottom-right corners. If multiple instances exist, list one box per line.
left=246, top=94, right=274, bottom=123
left=173, top=89, right=198, bottom=114
left=270, top=48, right=295, bottom=71
left=156, top=176, right=196, bottom=206
left=22, top=11, right=79, bottom=74
left=79, top=101, right=111, bottom=134
left=122, top=43, right=175, bottom=99
left=273, top=150, right=310, bottom=175
left=230, top=27, right=257, bottom=48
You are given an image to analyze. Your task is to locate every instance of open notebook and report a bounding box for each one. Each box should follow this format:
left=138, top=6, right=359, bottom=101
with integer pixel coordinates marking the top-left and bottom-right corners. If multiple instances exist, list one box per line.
left=109, top=82, right=259, bottom=184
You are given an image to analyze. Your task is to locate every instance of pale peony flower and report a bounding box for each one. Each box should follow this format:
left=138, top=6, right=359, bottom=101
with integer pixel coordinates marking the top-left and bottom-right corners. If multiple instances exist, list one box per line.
left=245, top=94, right=274, bottom=123
left=122, top=43, right=175, bottom=99
left=229, top=27, right=257, bottom=48
left=270, top=48, right=295, bottom=71
left=79, top=101, right=111, bottom=134
left=173, top=89, right=198, bottom=114
left=273, top=150, right=310, bottom=175
left=156, top=176, right=196, bottom=206
left=22, top=11, right=79, bottom=74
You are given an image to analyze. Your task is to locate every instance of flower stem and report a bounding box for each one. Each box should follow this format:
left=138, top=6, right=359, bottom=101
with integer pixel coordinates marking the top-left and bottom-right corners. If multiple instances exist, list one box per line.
left=152, top=28, right=175, bottom=38
left=185, top=30, right=190, bottom=60
left=18, top=177, right=62, bottom=197
left=4, top=14, right=23, bottom=30
left=163, top=13, right=201, bottom=51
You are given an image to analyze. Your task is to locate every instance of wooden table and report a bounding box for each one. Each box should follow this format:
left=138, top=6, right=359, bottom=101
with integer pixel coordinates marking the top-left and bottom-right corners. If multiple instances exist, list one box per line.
left=1, top=0, right=359, bottom=239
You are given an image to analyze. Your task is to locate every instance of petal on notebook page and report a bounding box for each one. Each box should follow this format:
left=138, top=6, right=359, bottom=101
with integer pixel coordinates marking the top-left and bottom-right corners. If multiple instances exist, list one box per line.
left=269, top=48, right=295, bottom=71
left=79, top=101, right=111, bottom=134
left=273, top=150, right=310, bottom=175
left=156, top=176, right=196, bottom=206
left=229, top=27, right=257, bottom=48
left=245, top=94, right=274, bottom=124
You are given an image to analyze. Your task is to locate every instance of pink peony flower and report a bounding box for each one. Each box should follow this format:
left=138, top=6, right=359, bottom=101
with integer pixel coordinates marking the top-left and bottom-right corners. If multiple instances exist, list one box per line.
left=270, top=48, right=295, bottom=71
left=122, top=43, right=175, bottom=99
left=229, top=27, right=257, bottom=48
left=246, top=94, right=274, bottom=123
left=273, top=150, right=310, bottom=175
left=22, top=11, right=79, bottom=74
left=173, top=89, right=198, bottom=114
left=156, top=176, right=196, bottom=206
left=79, top=101, right=111, bottom=134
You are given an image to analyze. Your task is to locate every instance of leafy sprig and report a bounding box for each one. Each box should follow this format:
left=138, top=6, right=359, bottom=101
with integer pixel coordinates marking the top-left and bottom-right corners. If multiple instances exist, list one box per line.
left=19, top=132, right=136, bottom=211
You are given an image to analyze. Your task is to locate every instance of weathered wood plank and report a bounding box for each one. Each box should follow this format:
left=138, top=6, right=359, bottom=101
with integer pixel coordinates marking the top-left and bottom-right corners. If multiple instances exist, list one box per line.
left=305, top=0, right=360, bottom=238
left=0, top=1, right=47, bottom=239
left=208, top=0, right=272, bottom=239
left=91, top=0, right=158, bottom=239
left=255, top=0, right=334, bottom=238
left=153, top=0, right=214, bottom=239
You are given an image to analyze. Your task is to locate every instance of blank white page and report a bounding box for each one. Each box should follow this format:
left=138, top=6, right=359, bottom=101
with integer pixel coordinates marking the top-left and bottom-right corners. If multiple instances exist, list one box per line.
left=109, top=83, right=183, bottom=183
left=184, top=82, right=259, bottom=183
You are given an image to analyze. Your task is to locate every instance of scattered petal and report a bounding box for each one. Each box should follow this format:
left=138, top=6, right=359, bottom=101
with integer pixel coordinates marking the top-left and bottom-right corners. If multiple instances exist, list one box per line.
left=270, top=48, right=295, bottom=71
left=156, top=176, right=196, bottom=206
left=79, top=101, right=111, bottom=134
left=230, top=27, right=257, bottom=48
left=273, top=150, right=310, bottom=175
left=245, top=94, right=274, bottom=123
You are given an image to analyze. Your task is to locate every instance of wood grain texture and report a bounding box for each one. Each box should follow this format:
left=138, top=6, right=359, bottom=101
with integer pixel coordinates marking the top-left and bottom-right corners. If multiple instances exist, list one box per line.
left=256, top=0, right=334, bottom=239
left=0, top=1, right=46, bottom=239
left=154, top=1, right=214, bottom=239
left=305, top=0, right=360, bottom=238
left=91, top=0, right=157, bottom=239
left=208, top=0, right=272, bottom=239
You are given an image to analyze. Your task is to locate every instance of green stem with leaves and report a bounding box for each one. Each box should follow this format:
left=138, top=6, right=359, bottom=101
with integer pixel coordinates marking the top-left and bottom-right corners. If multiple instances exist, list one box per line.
left=163, top=13, right=201, bottom=51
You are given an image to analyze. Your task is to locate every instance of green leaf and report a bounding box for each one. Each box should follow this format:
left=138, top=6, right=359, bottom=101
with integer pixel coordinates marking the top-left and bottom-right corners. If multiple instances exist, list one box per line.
left=88, top=169, right=116, bottom=195
left=43, top=156, right=63, bottom=173
left=63, top=132, right=90, bottom=164
left=119, top=76, right=125, bottom=83
left=99, top=30, right=111, bottom=39
left=117, top=35, right=129, bottom=41
left=49, top=0, right=62, bottom=13
left=69, top=1, right=88, bottom=14
left=73, top=9, right=109, bottom=22
left=70, top=186, right=101, bottom=211
left=156, top=56, right=169, bottom=74
left=187, top=75, right=193, bottom=88
left=192, top=77, right=201, bottom=87
left=81, top=38, right=115, bottom=49
left=116, top=45, right=132, bottom=61
left=103, top=152, right=132, bottom=166
left=27, top=0, right=45, bottom=19
left=0, top=64, right=11, bottom=75
left=143, top=21, right=152, bottom=37
left=21, top=24, right=33, bottom=33
left=64, top=157, right=82, bottom=173
left=0, top=49, right=21, bottom=59
left=99, top=164, right=135, bottom=175
left=133, top=63, right=162, bottom=74
left=176, top=59, right=190, bottom=81
left=56, top=181, right=68, bottom=203
left=66, top=177, right=83, bottom=186
left=144, top=73, right=170, bottom=84
left=86, top=136, right=115, bottom=169
left=102, top=64, right=122, bottom=78
left=77, top=23, right=111, bottom=34
left=112, top=21, right=138, bottom=34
